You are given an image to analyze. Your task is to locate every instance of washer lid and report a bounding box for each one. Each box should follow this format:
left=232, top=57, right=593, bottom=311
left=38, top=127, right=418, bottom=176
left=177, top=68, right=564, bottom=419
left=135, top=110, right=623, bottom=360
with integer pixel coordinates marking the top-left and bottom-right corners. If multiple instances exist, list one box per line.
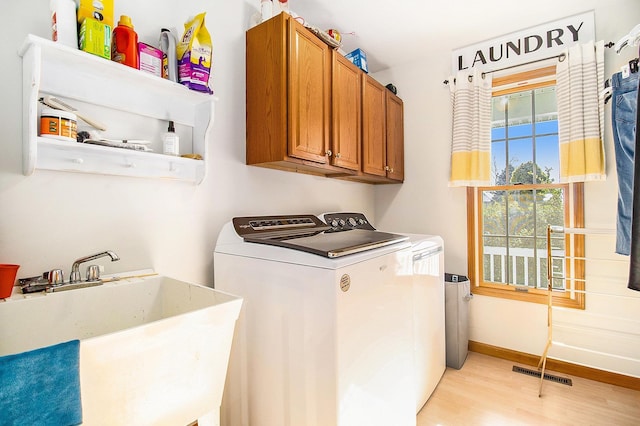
left=232, top=215, right=408, bottom=258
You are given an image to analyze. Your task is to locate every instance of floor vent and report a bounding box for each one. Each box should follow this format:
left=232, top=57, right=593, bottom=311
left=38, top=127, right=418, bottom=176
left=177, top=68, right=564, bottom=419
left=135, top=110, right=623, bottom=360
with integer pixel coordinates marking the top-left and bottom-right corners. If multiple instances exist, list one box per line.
left=512, top=365, right=573, bottom=386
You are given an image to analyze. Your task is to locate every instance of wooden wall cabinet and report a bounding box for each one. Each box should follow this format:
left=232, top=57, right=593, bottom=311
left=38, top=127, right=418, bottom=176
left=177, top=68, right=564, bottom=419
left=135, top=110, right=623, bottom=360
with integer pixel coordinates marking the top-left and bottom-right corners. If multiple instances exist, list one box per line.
left=331, top=52, right=361, bottom=171
left=246, top=13, right=403, bottom=183
left=385, top=90, right=405, bottom=182
left=350, top=75, right=404, bottom=183
left=246, top=13, right=355, bottom=177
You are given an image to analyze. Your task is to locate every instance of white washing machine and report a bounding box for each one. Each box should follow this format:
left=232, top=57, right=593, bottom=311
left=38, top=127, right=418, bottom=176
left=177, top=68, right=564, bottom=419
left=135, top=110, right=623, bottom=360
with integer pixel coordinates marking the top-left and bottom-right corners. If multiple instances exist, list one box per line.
left=214, top=214, right=416, bottom=426
left=404, top=234, right=446, bottom=412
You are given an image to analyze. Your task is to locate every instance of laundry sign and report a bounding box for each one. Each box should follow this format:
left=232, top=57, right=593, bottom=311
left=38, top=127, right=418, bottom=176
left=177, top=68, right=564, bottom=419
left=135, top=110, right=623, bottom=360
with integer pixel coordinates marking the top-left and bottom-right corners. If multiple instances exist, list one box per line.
left=451, top=11, right=595, bottom=73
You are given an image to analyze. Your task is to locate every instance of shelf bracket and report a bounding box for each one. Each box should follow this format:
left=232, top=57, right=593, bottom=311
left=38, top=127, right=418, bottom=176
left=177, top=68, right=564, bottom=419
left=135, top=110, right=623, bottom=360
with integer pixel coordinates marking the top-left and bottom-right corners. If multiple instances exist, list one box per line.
left=21, top=41, right=41, bottom=176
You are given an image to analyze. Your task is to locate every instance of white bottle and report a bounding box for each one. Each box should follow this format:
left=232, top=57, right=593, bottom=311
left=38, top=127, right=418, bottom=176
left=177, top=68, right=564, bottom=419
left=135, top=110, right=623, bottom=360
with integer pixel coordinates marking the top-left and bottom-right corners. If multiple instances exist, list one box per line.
left=260, top=0, right=272, bottom=22
left=276, top=0, right=290, bottom=15
left=162, top=121, right=180, bottom=156
left=159, top=28, right=178, bottom=82
left=50, top=0, right=78, bottom=48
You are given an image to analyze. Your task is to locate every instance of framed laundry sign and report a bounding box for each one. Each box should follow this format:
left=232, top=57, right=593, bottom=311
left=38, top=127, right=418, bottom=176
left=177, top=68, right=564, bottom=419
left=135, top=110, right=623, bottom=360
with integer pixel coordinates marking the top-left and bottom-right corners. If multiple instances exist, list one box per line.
left=451, top=11, right=595, bottom=73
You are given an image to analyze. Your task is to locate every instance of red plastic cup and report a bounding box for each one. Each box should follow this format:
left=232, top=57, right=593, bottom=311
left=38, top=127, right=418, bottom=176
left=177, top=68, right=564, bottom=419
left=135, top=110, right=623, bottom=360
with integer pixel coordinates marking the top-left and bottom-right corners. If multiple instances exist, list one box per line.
left=0, top=264, right=20, bottom=299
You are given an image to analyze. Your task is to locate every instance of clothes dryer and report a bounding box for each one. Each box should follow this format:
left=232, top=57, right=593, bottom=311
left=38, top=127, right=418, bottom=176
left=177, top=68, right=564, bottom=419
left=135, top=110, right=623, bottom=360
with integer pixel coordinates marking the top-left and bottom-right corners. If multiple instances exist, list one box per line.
left=405, top=233, right=446, bottom=412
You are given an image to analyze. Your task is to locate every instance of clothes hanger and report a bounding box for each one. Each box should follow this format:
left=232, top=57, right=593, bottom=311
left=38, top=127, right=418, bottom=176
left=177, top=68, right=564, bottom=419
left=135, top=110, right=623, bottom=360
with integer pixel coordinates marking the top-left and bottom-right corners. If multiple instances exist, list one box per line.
left=615, top=23, right=640, bottom=54
left=601, top=79, right=612, bottom=104
left=603, top=24, right=640, bottom=104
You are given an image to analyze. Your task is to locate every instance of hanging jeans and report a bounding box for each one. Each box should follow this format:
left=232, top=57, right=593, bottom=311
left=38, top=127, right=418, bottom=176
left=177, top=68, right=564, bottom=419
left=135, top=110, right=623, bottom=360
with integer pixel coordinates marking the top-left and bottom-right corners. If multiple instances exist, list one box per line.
left=610, top=71, right=639, bottom=256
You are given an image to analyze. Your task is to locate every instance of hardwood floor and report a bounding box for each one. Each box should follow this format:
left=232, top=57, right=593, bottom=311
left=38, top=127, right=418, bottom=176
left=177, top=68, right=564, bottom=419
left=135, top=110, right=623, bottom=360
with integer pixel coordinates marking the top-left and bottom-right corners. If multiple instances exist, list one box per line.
left=417, top=352, right=640, bottom=425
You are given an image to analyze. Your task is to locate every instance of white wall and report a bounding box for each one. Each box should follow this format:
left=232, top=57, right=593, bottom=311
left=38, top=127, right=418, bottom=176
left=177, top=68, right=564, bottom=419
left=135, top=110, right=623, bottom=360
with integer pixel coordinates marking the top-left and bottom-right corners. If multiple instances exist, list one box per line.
left=373, top=0, right=640, bottom=377
left=3, top=0, right=639, bottom=379
left=0, top=0, right=374, bottom=286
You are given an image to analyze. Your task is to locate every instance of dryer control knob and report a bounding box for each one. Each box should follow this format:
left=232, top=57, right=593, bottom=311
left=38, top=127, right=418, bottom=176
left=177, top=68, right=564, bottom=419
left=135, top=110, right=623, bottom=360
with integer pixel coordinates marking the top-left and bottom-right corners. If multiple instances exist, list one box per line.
left=348, top=218, right=357, bottom=227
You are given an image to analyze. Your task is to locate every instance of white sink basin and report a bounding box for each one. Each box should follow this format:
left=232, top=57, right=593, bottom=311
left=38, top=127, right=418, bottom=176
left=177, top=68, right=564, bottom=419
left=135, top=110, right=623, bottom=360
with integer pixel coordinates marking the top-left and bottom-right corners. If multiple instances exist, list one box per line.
left=0, top=272, right=242, bottom=425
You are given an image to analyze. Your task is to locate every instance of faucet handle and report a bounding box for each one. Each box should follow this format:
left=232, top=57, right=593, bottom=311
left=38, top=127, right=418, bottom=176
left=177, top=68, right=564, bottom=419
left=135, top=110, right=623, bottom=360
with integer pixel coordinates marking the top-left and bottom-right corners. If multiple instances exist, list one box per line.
left=69, top=269, right=81, bottom=283
left=86, top=265, right=101, bottom=282
left=48, top=269, right=64, bottom=285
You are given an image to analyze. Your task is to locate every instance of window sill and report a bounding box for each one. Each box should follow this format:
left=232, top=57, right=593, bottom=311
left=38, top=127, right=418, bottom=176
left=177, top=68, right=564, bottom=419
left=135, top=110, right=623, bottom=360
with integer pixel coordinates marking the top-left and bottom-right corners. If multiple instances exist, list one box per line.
left=471, top=283, right=585, bottom=309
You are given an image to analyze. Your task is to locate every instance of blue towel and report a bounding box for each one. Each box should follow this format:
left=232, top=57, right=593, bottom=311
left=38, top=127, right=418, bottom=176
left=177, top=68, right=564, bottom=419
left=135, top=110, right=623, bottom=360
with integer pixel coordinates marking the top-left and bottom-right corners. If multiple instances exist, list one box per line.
left=0, top=340, right=82, bottom=426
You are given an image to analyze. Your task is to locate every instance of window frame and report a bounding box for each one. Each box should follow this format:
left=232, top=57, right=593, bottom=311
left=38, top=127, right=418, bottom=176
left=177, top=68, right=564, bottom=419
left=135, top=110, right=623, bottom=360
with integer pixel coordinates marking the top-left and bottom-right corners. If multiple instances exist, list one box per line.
left=467, top=66, right=585, bottom=309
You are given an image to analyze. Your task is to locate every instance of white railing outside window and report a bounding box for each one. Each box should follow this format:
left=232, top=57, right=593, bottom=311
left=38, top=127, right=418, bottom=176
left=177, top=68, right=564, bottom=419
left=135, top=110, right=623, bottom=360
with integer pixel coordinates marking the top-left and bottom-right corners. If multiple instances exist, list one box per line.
left=483, top=246, right=566, bottom=289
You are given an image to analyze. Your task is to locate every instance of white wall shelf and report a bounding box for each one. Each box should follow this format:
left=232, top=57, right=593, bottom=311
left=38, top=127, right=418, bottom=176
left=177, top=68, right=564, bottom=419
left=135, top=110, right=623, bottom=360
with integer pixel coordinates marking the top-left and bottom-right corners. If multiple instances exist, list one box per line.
left=19, top=34, right=215, bottom=184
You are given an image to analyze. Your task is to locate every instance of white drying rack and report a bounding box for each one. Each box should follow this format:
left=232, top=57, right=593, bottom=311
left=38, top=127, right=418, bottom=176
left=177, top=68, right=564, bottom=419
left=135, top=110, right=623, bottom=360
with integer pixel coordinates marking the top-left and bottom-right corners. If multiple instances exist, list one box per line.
left=536, top=226, right=639, bottom=396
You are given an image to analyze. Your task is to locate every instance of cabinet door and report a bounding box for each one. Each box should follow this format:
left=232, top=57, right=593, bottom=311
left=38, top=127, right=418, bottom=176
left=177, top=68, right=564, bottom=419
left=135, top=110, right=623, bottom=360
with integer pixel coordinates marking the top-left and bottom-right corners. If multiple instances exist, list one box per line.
left=246, top=14, right=288, bottom=166
left=361, top=75, right=387, bottom=177
left=386, top=92, right=404, bottom=182
left=288, top=19, right=330, bottom=164
left=331, top=52, right=361, bottom=171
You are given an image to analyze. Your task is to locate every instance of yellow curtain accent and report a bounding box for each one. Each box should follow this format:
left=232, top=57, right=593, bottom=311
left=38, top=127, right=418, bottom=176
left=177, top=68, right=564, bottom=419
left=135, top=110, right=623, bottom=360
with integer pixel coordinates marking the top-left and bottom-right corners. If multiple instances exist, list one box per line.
left=556, top=40, right=606, bottom=182
left=450, top=151, right=491, bottom=185
left=559, top=137, right=605, bottom=181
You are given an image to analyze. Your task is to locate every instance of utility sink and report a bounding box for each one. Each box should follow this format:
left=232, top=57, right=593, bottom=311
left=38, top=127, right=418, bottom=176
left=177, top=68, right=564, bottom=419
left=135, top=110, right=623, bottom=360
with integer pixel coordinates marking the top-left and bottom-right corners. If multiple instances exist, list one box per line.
left=0, top=272, right=242, bottom=426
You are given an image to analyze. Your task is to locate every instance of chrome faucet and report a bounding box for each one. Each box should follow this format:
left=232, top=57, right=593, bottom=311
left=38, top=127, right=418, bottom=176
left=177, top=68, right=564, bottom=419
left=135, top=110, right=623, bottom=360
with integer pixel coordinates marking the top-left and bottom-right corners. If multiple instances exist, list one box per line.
left=69, top=250, right=120, bottom=283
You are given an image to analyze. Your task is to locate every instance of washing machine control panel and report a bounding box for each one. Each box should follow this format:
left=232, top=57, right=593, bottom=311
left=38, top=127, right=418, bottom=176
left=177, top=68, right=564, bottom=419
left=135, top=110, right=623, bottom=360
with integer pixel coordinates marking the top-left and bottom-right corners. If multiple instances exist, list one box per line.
left=323, top=212, right=376, bottom=232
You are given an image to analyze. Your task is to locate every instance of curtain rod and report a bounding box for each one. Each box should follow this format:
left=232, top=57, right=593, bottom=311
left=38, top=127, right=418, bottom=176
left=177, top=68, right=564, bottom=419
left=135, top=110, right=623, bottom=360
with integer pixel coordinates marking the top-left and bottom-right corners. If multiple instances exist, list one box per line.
left=445, top=42, right=617, bottom=85
left=481, top=53, right=565, bottom=77
left=443, top=53, right=565, bottom=85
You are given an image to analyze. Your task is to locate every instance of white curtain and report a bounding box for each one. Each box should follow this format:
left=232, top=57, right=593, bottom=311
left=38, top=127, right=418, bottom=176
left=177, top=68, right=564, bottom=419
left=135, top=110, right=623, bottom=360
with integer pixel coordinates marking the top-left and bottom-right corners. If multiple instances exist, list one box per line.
left=556, top=40, right=606, bottom=182
left=449, top=68, right=493, bottom=187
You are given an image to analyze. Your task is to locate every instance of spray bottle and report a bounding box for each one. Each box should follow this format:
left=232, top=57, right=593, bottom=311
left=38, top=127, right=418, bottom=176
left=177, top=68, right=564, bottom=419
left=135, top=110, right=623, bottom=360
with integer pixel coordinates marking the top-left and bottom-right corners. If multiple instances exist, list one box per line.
left=162, top=121, right=180, bottom=156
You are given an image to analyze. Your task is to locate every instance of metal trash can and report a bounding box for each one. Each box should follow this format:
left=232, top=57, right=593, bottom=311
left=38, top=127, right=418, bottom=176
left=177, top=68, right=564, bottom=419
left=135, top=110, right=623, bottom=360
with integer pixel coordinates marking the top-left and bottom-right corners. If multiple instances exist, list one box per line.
left=445, top=273, right=472, bottom=369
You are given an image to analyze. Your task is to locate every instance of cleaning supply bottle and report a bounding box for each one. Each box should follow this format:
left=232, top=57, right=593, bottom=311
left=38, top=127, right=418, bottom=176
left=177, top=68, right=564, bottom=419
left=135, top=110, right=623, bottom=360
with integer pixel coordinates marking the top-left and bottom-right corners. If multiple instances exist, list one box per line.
left=111, top=15, right=139, bottom=68
left=162, top=121, right=180, bottom=156
left=260, top=0, right=272, bottom=22
left=159, top=28, right=178, bottom=82
left=50, top=0, right=78, bottom=48
left=276, top=0, right=290, bottom=15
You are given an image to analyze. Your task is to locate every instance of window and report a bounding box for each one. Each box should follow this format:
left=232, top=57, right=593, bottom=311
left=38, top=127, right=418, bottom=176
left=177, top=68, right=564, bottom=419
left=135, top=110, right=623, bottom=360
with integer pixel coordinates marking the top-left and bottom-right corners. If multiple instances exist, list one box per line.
left=467, top=67, right=585, bottom=309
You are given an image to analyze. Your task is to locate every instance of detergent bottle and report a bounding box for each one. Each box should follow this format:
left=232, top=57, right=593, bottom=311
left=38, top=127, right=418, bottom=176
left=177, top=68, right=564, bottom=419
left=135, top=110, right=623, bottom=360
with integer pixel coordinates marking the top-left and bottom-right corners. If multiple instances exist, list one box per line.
left=111, top=15, right=139, bottom=68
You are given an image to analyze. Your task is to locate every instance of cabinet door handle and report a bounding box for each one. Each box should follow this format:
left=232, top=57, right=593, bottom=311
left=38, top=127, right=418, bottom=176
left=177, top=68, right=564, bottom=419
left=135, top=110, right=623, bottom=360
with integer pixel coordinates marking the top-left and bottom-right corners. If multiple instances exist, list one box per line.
left=326, top=150, right=332, bottom=157
left=385, top=165, right=390, bottom=171
left=335, top=153, right=341, bottom=158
